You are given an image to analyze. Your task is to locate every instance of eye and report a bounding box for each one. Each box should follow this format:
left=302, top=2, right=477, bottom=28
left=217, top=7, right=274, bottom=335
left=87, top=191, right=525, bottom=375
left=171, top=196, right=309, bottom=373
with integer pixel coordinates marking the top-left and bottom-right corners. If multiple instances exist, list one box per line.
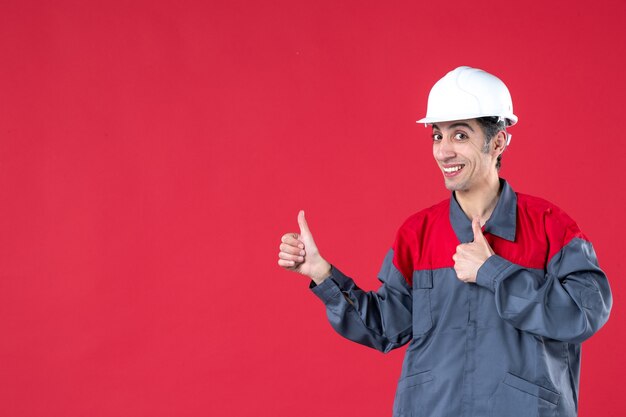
left=432, top=133, right=443, bottom=142
left=454, top=132, right=468, bottom=141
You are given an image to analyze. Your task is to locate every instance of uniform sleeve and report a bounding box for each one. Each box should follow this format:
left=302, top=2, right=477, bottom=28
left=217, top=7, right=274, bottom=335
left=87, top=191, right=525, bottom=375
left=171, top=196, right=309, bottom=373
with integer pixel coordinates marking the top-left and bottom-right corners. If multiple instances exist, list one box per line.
left=310, top=248, right=413, bottom=353
left=475, top=210, right=612, bottom=344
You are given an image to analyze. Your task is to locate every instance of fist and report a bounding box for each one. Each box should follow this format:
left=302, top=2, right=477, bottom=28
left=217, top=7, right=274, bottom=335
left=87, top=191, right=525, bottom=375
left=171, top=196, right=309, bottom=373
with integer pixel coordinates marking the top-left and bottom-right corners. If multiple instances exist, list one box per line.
left=278, top=210, right=331, bottom=284
left=453, top=217, right=494, bottom=283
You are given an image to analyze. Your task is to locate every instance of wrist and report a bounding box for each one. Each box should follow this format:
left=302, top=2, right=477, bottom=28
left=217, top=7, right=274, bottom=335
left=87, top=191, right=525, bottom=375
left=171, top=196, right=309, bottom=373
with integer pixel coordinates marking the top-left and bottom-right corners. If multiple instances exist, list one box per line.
left=310, top=260, right=332, bottom=285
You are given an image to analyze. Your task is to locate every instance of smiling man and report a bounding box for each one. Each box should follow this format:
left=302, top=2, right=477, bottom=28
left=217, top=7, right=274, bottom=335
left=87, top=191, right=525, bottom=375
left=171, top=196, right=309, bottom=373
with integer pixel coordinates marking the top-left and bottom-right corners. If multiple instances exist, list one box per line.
left=278, top=66, right=612, bottom=417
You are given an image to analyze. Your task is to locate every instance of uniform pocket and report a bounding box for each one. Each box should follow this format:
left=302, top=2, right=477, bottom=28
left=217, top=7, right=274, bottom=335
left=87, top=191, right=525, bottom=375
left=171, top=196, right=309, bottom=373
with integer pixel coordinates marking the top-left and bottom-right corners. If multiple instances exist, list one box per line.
left=397, top=370, right=434, bottom=391
left=393, top=370, right=434, bottom=417
left=490, top=373, right=560, bottom=417
left=412, top=270, right=433, bottom=335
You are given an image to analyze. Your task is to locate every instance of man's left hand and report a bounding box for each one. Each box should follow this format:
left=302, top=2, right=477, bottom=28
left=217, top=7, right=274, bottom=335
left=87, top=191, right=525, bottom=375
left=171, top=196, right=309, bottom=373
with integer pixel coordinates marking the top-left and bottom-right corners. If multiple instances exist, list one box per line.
left=453, top=217, right=495, bottom=283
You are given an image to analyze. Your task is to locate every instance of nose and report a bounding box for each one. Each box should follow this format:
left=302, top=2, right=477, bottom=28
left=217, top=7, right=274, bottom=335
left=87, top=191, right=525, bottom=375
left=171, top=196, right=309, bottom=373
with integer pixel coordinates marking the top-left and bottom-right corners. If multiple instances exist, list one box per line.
left=434, top=137, right=456, bottom=161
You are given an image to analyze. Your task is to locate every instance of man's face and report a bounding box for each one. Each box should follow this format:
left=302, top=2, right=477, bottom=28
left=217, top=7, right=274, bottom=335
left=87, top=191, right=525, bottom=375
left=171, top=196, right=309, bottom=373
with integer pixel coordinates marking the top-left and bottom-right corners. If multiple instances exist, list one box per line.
left=431, top=119, right=500, bottom=192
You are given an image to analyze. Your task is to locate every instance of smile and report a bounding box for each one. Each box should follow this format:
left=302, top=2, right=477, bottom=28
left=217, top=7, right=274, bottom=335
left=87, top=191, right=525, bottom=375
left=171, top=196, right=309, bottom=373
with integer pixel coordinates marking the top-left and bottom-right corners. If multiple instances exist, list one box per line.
left=442, top=164, right=464, bottom=173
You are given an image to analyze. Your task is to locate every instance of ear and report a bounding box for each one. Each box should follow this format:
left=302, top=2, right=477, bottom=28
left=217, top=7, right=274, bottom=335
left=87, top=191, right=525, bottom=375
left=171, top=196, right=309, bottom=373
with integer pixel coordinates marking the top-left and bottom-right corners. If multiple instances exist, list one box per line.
left=491, top=130, right=507, bottom=157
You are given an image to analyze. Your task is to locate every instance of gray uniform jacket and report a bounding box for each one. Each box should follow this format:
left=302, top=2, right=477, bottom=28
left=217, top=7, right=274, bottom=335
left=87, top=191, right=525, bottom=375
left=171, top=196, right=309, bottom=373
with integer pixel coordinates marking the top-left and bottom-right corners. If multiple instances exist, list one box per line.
left=310, top=180, right=612, bottom=417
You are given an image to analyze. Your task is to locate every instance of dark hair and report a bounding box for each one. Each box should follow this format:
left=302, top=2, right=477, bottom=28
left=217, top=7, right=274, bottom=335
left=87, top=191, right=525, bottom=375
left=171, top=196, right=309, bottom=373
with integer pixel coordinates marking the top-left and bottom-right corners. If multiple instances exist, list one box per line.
left=476, top=116, right=508, bottom=171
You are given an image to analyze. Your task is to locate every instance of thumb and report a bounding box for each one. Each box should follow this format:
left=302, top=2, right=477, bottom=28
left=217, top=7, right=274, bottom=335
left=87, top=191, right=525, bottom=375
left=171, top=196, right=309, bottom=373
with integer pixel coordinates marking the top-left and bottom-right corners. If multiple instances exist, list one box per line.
left=472, top=217, right=485, bottom=242
left=298, top=210, right=312, bottom=237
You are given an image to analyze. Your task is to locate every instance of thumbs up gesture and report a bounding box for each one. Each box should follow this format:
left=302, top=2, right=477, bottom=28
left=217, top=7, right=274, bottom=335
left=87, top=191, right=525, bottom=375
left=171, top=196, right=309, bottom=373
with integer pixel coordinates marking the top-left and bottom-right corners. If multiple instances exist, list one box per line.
left=278, top=210, right=331, bottom=285
left=453, top=217, right=495, bottom=283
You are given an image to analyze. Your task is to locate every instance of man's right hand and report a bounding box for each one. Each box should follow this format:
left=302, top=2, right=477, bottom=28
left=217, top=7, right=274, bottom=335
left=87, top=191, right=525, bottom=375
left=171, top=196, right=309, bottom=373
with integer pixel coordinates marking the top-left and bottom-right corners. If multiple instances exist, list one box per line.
left=278, top=210, right=331, bottom=285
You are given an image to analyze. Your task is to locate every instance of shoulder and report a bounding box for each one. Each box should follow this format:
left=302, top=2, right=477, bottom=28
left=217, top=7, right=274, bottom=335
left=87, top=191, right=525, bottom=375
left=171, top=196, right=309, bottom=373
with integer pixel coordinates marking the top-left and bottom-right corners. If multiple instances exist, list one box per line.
left=399, top=198, right=450, bottom=233
left=516, top=192, right=560, bottom=213
left=392, top=198, right=451, bottom=250
left=516, top=192, right=576, bottom=224
left=516, top=191, right=587, bottom=244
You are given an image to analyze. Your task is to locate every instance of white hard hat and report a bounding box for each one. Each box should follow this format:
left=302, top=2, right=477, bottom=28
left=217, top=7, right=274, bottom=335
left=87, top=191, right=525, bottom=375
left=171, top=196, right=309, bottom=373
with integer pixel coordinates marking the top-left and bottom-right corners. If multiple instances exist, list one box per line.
left=417, top=66, right=518, bottom=126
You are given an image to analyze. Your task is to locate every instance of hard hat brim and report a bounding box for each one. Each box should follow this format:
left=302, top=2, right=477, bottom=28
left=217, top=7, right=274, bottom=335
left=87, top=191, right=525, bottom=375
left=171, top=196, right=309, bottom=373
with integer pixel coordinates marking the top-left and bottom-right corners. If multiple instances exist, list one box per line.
left=416, top=114, right=518, bottom=126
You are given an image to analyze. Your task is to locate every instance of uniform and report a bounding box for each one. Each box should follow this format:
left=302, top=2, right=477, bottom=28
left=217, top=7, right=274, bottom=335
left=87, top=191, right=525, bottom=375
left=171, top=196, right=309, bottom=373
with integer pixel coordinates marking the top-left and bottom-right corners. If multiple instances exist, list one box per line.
left=310, top=179, right=612, bottom=417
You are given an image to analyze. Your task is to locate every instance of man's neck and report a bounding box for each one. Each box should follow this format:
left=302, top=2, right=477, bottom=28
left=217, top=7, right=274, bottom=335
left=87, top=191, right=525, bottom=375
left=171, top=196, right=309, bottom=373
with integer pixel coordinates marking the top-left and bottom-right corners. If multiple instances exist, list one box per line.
left=454, top=175, right=502, bottom=226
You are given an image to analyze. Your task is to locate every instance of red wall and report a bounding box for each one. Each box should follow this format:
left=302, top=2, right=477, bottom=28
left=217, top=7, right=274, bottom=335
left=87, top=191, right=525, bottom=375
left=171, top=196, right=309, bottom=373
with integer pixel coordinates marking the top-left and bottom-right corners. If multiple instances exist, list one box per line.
left=1, top=1, right=624, bottom=416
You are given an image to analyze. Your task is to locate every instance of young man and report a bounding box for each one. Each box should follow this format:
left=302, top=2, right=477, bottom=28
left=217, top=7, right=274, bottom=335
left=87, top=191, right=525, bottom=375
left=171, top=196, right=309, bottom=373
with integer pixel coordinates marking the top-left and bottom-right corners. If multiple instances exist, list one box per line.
left=277, top=66, right=612, bottom=417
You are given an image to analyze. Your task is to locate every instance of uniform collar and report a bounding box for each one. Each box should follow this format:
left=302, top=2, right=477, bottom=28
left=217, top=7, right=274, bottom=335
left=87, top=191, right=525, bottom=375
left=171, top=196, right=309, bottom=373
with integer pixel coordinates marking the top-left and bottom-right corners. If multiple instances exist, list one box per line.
left=449, top=178, right=517, bottom=243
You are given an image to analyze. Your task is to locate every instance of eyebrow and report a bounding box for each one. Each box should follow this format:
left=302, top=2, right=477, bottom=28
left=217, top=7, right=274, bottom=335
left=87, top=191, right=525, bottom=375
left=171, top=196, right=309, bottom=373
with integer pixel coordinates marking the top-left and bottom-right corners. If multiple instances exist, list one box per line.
left=432, top=122, right=475, bottom=132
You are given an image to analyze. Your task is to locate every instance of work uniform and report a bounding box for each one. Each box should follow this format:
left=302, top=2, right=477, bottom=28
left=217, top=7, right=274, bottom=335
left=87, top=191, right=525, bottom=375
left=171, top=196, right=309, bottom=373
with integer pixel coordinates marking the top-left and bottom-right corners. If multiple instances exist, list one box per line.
left=310, top=179, right=612, bottom=417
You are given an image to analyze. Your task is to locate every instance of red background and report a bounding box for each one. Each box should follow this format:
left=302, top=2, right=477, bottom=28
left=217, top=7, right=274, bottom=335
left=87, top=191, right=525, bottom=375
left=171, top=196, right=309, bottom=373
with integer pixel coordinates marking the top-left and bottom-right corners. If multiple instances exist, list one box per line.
left=1, top=1, right=624, bottom=416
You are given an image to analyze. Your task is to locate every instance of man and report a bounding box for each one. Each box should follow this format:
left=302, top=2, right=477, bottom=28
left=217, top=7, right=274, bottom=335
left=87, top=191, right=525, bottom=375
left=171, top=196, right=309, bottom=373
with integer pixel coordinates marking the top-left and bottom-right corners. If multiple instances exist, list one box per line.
left=277, top=66, right=612, bottom=417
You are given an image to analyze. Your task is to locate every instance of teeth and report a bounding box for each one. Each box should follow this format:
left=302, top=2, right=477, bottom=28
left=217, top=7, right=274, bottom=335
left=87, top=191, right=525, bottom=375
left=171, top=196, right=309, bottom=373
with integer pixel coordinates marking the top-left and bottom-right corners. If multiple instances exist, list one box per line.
left=443, top=165, right=463, bottom=173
